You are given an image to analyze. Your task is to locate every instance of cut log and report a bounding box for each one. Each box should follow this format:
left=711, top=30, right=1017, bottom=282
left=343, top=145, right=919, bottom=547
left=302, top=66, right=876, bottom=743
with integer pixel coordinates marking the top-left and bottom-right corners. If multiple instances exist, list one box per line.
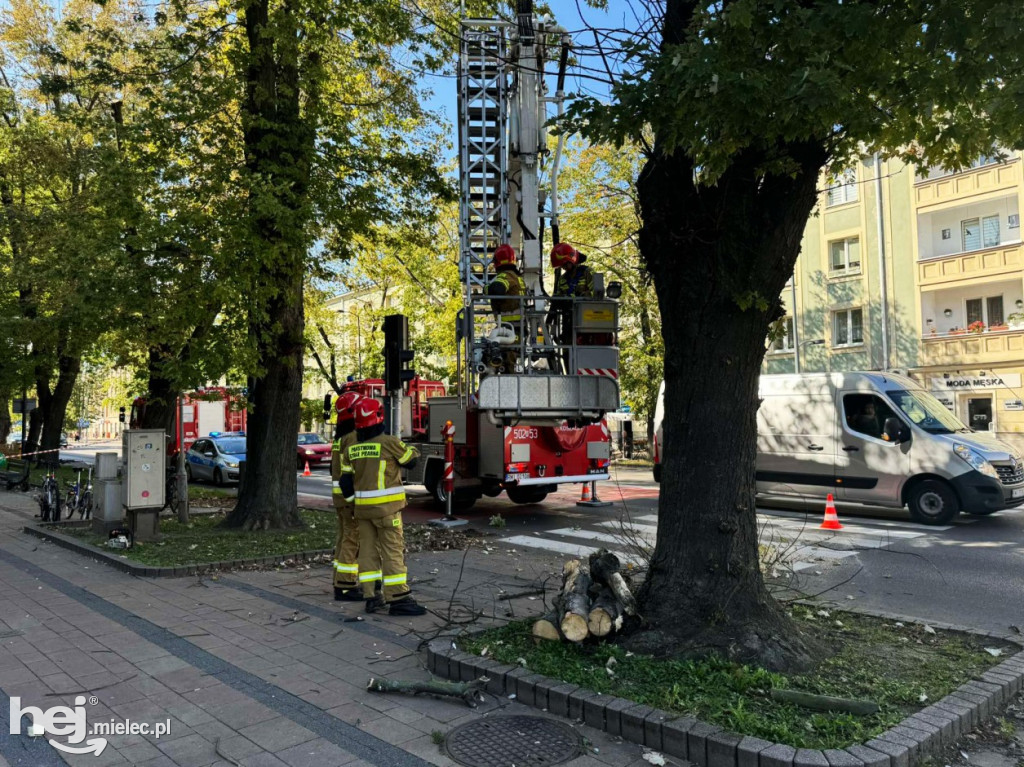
left=556, top=559, right=592, bottom=642
left=367, top=676, right=486, bottom=708
left=587, top=590, right=623, bottom=637
left=770, top=689, right=879, bottom=716
left=532, top=613, right=562, bottom=642
left=588, top=549, right=637, bottom=616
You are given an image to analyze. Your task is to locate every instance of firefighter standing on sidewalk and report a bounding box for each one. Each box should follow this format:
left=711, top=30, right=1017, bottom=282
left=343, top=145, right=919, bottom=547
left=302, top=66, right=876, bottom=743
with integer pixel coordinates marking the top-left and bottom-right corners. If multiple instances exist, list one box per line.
left=339, top=398, right=427, bottom=616
left=330, top=391, right=364, bottom=601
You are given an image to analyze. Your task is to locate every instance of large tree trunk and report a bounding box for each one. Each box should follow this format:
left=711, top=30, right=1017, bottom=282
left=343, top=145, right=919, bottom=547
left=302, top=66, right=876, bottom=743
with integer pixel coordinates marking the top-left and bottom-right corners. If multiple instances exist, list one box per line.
left=139, top=346, right=176, bottom=434
left=223, top=0, right=310, bottom=530
left=0, top=392, right=10, bottom=444
left=31, top=350, right=80, bottom=465
left=630, top=124, right=828, bottom=670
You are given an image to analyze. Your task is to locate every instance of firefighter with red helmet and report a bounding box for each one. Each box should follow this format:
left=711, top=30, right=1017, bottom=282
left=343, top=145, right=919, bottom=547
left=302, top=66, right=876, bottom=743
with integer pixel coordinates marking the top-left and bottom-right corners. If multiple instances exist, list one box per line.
left=331, top=391, right=364, bottom=600
left=550, top=243, right=593, bottom=298
left=486, top=244, right=525, bottom=372
left=339, top=398, right=426, bottom=616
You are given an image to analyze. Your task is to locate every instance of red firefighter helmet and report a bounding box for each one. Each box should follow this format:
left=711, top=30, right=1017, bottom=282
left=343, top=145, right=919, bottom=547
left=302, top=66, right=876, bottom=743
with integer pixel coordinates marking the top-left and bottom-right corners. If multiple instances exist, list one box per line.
left=354, top=398, right=385, bottom=430
left=334, top=391, right=362, bottom=422
left=550, top=242, right=579, bottom=269
left=492, top=244, right=517, bottom=269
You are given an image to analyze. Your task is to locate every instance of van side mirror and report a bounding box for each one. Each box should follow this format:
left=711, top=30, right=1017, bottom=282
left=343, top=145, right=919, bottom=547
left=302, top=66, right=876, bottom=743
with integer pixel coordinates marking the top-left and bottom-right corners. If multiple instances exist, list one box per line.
left=883, top=417, right=906, bottom=444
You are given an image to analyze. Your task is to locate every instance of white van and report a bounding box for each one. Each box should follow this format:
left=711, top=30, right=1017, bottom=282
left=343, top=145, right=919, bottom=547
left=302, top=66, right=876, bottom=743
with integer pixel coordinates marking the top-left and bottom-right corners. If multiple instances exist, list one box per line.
left=653, top=372, right=1024, bottom=525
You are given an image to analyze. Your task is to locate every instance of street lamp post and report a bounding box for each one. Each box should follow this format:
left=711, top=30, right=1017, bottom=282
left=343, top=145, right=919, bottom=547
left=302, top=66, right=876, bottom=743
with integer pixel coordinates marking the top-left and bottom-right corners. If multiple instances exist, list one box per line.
left=796, top=338, right=825, bottom=373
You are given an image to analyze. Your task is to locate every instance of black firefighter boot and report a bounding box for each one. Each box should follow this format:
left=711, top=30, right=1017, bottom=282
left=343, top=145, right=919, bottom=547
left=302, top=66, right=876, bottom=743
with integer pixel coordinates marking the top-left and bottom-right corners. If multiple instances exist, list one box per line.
left=334, top=586, right=363, bottom=602
left=388, top=596, right=427, bottom=616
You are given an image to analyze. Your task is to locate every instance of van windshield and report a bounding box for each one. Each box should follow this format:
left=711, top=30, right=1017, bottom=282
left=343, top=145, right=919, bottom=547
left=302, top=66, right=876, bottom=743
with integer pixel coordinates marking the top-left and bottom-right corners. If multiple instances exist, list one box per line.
left=886, top=389, right=968, bottom=434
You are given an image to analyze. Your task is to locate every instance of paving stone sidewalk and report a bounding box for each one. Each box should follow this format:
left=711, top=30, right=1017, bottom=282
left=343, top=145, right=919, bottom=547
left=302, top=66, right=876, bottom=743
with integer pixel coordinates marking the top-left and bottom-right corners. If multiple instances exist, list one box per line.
left=0, top=491, right=652, bottom=767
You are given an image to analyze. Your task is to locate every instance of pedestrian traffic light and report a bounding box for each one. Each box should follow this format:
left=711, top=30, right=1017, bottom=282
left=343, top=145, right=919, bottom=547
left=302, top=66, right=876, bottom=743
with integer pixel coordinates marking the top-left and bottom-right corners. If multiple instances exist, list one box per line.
left=383, top=314, right=415, bottom=391
left=118, top=406, right=126, bottom=423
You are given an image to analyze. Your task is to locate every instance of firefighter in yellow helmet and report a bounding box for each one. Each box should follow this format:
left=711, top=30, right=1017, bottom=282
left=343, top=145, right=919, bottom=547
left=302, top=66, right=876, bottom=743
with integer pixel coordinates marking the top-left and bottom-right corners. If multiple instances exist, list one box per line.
left=330, top=391, right=363, bottom=600
left=339, top=398, right=426, bottom=615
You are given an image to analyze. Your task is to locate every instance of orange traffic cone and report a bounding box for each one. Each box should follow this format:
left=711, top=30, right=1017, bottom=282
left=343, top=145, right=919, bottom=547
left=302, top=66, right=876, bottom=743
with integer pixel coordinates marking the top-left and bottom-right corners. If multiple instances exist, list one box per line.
left=579, top=484, right=591, bottom=503
left=302, top=460, right=312, bottom=477
left=820, top=493, right=843, bottom=530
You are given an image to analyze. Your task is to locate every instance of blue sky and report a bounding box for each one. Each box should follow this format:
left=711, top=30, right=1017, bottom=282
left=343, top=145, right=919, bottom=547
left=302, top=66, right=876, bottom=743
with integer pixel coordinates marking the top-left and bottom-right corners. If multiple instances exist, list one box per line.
left=421, top=0, right=644, bottom=144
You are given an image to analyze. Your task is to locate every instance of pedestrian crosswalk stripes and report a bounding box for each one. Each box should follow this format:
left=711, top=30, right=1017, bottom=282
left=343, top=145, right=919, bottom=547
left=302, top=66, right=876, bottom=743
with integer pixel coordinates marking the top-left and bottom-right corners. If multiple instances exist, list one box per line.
left=499, top=509, right=949, bottom=574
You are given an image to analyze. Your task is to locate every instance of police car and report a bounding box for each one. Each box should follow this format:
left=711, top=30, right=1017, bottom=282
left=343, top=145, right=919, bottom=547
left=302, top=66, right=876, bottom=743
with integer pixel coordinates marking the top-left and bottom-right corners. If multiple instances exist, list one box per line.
left=185, top=432, right=246, bottom=486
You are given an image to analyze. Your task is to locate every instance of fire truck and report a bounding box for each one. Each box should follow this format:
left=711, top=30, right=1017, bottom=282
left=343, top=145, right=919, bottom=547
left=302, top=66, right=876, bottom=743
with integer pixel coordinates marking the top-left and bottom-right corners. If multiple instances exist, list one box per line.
left=383, top=4, right=621, bottom=511
left=129, top=387, right=248, bottom=456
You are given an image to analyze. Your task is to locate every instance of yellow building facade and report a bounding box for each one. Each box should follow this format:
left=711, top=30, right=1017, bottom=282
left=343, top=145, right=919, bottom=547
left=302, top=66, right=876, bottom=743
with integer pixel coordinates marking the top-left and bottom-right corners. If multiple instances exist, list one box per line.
left=766, top=151, right=1024, bottom=449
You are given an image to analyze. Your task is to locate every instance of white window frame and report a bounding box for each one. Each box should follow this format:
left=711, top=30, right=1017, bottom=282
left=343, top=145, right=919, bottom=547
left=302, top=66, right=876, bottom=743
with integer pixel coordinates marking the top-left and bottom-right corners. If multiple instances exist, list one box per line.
left=832, top=308, right=864, bottom=348
left=829, top=236, right=861, bottom=276
left=961, top=215, right=1001, bottom=252
left=770, top=317, right=795, bottom=354
left=826, top=169, right=858, bottom=207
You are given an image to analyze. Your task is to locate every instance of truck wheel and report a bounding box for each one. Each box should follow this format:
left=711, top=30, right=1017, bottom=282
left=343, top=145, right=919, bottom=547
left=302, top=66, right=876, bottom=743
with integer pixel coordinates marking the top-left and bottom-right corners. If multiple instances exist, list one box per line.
left=505, top=486, right=549, bottom=505
left=653, top=463, right=661, bottom=483
left=425, top=471, right=477, bottom=512
left=907, top=479, right=959, bottom=525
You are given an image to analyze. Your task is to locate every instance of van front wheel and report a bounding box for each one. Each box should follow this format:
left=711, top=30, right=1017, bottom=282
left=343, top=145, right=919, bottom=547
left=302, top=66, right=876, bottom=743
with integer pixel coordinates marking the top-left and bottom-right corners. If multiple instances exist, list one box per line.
left=908, top=480, right=959, bottom=525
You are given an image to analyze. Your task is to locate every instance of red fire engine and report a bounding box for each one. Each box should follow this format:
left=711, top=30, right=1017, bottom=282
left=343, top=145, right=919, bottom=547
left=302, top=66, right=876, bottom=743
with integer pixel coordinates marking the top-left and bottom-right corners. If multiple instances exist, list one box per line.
left=129, top=387, right=248, bottom=456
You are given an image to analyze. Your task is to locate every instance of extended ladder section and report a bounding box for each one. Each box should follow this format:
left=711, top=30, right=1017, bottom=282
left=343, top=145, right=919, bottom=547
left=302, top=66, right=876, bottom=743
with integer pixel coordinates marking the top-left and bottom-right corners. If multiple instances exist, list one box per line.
left=456, top=16, right=620, bottom=424
left=458, top=23, right=508, bottom=291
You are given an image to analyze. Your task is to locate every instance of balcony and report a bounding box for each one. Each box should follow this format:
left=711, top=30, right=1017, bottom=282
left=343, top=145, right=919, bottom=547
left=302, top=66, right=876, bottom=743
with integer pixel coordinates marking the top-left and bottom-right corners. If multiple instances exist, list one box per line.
left=918, top=242, right=1024, bottom=289
left=915, top=158, right=1020, bottom=210
left=921, top=326, right=1024, bottom=367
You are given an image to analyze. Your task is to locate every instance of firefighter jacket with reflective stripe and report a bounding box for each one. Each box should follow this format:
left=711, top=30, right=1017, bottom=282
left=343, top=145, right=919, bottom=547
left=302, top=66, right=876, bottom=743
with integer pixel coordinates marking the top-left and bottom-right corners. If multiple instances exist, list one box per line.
left=340, top=435, right=420, bottom=519
left=554, top=265, right=594, bottom=298
left=331, top=431, right=357, bottom=507
left=488, top=268, right=525, bottom=320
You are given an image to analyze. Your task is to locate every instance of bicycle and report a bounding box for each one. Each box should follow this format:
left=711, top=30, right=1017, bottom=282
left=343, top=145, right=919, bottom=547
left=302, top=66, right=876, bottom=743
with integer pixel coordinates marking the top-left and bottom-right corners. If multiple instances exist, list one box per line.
left=38, top=470, right=61, bottom=522
left=64, top=466, right=93, bottom=520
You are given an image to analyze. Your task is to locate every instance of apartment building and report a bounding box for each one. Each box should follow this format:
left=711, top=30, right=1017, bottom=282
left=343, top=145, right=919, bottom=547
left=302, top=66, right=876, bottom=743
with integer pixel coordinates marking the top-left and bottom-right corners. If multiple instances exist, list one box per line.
left=765, top=151, right=1024, bottom=448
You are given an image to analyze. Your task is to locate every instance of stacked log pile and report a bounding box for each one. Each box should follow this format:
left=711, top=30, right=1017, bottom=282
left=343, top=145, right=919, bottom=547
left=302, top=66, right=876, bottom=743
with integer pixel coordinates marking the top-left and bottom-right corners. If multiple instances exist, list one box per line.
left=533, top=550, right=638, bottom=643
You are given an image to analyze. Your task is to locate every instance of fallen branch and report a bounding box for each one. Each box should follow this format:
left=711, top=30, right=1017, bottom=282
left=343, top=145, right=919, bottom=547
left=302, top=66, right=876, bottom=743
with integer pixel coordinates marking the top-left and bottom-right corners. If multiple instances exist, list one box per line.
left=588, top=589, right=623, bottom=637
left=589, top=550, right=637, bottom=616
left=532, top=612, right=562, bottom=642
left=366, top=676, right=487, bottom=708
left=770, top=689, right=879, bottom=716
left=556, top=559, right=591, bottom=642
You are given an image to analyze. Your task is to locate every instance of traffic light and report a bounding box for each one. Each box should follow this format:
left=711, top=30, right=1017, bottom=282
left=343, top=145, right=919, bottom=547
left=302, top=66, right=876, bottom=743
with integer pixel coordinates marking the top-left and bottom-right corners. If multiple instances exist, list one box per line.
left=118, top=406, right=126, bottom=424
left=383, top=314, right=415, bottom=391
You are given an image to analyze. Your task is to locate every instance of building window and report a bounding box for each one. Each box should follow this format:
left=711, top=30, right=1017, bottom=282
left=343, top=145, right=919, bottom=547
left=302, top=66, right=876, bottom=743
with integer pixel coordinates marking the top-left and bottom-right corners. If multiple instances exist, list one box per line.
left=826, top=169, right=858, bottom=207
left=921, top=153, right=1005, bottom=181
left=771, top=317, right=795, bottom=353
left=833, top=308, right=864, bottom=347
left=962, top=215, right=1000, bottom=251
left=829, top=237, right=861, bottom=275
left=966, top=295, right=1004, bottom=327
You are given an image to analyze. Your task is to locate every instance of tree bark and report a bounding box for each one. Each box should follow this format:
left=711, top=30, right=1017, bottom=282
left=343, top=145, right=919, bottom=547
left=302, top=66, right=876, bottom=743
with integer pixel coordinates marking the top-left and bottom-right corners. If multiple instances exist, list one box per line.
left=224, top=0, right=312, bottom=530
left=631, top=23, right=829, bottom=667
left=588, top=589, right=622, bottom=637
left=555, top=559, right=592, bottom=642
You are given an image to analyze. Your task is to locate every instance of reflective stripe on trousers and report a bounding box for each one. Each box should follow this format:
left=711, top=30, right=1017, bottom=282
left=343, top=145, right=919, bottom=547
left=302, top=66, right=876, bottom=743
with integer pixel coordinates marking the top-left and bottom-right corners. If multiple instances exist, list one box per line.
left=359, top=570, right=382, bottom=583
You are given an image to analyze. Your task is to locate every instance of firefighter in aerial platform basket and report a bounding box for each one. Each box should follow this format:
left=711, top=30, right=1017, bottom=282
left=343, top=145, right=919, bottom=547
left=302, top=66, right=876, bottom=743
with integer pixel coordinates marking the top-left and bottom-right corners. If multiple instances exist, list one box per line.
left=331, top=391, right=364, bottom=601
left=339, top=398, right=427, bottom=616
left=486, top=244, right=526, bottom=373
left=549, top=243, right=595, bottom=369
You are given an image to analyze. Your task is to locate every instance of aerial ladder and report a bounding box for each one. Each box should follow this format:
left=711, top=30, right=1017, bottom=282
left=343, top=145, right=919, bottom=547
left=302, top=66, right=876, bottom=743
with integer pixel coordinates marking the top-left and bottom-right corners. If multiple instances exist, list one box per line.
left=400, top=2, right=621, bottom=511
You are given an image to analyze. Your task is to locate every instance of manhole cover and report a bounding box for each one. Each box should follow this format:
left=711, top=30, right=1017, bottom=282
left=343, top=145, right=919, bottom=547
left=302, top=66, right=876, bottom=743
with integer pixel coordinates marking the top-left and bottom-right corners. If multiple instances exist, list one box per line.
left=445, top=715, right=583, bottom=767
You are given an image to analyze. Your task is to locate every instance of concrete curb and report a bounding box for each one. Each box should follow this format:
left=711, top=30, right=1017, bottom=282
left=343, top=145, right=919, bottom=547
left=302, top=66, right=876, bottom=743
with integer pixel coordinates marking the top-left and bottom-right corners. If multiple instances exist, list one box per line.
left=23, top=523, right=333, bottom=578
left=426, top=640, right=1024, bottom=767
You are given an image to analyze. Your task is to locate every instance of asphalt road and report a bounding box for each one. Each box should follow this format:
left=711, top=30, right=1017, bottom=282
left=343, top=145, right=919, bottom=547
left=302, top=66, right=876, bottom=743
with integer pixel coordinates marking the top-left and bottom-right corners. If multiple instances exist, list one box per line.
left=59, top=444, right=1023, bottom=634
